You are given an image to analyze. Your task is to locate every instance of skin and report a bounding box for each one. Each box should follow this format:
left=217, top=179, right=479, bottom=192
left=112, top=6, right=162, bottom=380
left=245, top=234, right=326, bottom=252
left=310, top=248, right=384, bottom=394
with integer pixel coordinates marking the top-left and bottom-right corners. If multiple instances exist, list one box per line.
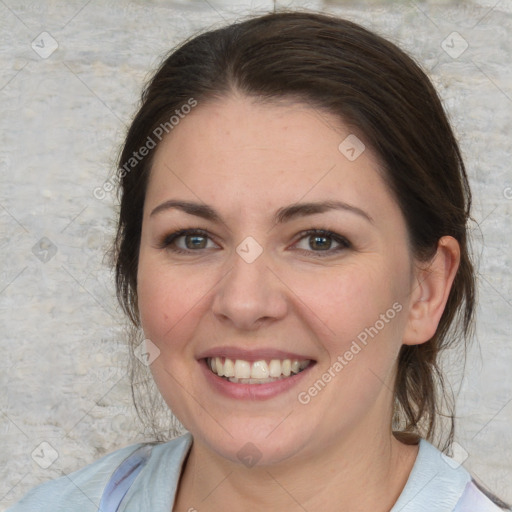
left=136, top=93, right=460, bottom=511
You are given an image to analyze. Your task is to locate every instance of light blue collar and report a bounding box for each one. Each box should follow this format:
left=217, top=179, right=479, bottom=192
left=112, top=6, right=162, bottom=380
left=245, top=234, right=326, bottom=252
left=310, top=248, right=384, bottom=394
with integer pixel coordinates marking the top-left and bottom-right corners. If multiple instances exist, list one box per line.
left=390, top=438, right=471, bottom=512
left=112, top=434, right=471, bottom=511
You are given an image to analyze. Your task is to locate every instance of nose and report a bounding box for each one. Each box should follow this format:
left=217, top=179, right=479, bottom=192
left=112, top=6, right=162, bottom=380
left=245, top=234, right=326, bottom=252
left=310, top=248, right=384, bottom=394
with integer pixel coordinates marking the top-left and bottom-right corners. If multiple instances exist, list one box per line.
left=211, top=247, right=288, bottom=331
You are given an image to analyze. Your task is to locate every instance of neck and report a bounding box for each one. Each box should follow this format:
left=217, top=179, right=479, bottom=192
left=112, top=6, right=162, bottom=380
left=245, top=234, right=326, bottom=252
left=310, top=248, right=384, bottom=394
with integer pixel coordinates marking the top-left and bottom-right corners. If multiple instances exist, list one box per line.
left=173, top=425, right=418, bottom=512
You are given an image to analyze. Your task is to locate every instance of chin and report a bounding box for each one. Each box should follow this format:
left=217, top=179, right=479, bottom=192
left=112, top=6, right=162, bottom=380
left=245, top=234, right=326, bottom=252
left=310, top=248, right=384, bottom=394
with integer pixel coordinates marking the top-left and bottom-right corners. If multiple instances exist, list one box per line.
left=189, top=418, right=314, bottom=468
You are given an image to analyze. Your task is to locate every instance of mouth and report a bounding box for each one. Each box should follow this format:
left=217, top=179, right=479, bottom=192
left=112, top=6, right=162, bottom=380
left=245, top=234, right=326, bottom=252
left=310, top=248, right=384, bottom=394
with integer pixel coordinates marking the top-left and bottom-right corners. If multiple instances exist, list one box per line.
left=205, top=357, right=312, bottom=384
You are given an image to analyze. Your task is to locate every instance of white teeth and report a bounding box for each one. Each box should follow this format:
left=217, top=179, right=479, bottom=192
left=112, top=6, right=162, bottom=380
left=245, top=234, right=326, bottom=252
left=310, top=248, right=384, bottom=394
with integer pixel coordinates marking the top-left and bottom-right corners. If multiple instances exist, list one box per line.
left=234, top=359, right=251, bottom=379
left=207, top=357, right=311, bottom=382
left=269, top=359, right=282, bottom=378
left=215, top=357, right=224, bottom=377
left=223, top=358, right=235, bottom=378
left=251, top=360, right=269, bottom=379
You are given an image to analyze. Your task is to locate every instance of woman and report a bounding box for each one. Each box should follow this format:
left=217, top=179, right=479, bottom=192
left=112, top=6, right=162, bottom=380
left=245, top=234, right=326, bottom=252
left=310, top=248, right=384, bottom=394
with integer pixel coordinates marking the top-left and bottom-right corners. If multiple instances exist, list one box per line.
left=8, top=9, right=510, bottom=512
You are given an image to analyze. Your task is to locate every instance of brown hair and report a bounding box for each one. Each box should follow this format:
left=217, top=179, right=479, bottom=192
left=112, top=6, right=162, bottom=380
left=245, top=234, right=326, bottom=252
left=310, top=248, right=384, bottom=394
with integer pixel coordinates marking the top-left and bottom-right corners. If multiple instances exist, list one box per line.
left=114, top=10, right=474, bottom=455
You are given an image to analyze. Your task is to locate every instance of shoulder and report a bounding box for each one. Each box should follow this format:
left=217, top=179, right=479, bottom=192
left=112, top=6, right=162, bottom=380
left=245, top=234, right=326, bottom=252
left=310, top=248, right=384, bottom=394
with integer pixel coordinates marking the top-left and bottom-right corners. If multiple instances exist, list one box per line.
left=454, top=481, right=510, bottom=512
left=6, top=442, right=147, bottom=512
left=6, top=433, right=193, bottom=512
left=392, top=439, right=509, bottom=512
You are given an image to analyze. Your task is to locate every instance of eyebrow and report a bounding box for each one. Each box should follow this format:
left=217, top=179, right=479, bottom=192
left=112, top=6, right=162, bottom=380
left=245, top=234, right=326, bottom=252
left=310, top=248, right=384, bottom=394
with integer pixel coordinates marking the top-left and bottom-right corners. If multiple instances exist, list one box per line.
left=150, top=199, right=373, bottom=224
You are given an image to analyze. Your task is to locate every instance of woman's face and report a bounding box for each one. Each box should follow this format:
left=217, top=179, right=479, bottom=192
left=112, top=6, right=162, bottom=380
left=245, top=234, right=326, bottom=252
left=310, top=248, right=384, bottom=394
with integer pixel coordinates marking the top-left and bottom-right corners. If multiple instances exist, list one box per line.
left=137, top=95, right=418, bottom=465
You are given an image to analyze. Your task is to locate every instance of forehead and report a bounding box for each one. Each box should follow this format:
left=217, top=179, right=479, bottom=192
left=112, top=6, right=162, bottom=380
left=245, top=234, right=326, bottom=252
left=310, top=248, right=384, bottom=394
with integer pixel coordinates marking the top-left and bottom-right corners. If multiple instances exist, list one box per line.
left=146, top=95, right=400, bottom=224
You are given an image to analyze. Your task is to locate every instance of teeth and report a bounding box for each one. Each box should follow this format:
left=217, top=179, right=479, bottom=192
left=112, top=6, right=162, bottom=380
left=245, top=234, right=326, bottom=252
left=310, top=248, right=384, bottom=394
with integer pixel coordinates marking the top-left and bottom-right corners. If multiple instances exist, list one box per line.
left=230, top=377, right=279, bottom=384
left=215, top=357, right=224, bottom=377
left=223, top=358, right=235, bottom=378
left=251, top=360, right=269, bottom=379
left=207, top=357, right=311, bottom=382
left=234, top=359, right=251, bottom=379
left=269, top=359, right=282, bottom=378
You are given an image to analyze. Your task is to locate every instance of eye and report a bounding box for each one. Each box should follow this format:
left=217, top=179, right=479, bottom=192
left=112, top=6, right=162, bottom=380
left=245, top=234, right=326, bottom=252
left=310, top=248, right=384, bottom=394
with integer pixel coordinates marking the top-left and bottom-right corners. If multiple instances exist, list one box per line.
left=157, top=227, right=351, bottom=257
left=292, top=229, right=351, bottom=257
left=158, top=229, right=219, bottom=254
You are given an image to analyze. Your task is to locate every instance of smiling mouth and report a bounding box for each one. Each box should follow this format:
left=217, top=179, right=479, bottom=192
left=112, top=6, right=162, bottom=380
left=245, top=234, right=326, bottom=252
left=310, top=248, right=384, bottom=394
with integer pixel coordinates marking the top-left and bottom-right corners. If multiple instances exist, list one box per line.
left=205, top=357, right=312, bottom=384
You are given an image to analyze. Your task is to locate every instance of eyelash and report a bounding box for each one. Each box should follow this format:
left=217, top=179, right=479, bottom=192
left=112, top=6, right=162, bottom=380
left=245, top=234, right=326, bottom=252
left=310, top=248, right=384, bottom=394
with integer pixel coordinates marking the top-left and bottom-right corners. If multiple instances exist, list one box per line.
left=157, top=228, right=351, bottom=258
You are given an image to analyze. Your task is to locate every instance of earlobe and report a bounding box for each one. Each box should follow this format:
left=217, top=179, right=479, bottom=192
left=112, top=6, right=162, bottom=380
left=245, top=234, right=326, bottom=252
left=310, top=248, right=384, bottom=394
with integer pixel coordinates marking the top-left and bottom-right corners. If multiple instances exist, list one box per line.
left=402, top=236, right=461, bottom=346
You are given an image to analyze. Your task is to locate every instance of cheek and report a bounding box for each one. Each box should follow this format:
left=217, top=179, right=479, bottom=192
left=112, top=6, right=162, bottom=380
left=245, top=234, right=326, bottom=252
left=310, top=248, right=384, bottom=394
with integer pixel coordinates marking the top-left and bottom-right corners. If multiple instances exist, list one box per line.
left=137, top=255, right=215, bottom=348
left=137, top=261, right=169, bottom=339
left=288, top=264, right=408, bottom=432
left=287, top=259, right=409, bottom=381
left=293, top=262, right=399, bottom=335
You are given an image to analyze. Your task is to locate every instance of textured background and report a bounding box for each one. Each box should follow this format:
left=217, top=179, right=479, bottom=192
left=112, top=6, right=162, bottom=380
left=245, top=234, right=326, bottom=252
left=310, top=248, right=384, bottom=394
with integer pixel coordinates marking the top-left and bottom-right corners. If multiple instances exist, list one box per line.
left=0, top=0, right=511, bottom=509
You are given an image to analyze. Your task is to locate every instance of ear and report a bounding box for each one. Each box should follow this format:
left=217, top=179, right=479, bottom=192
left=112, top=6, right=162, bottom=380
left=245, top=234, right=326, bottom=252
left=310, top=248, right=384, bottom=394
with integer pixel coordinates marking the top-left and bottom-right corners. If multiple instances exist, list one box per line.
left=402, top=236, right=460, bottom=346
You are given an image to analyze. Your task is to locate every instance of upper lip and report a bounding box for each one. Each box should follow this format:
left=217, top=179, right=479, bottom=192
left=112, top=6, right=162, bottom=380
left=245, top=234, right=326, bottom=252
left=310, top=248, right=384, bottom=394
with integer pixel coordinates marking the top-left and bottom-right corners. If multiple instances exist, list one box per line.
left=196, top=346, right=315, bottom=362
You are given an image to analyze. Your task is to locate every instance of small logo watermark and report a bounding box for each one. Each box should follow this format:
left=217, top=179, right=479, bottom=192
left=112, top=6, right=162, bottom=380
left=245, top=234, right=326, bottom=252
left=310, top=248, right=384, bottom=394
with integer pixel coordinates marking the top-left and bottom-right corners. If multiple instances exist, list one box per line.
left=31, top=32, right=58, bottom=59
left=236, top=442, right=262, bottom=468
left=31, top=441, right=59, bottom=469
left=134, top=339, right=161, bottom=366
left=32, top=237, right=58, bottom=263
left=338, top=134, right=366, bottom=161
left=236, top=236, right=263, bottom=264
left=441, top=32, right=469, bottom=59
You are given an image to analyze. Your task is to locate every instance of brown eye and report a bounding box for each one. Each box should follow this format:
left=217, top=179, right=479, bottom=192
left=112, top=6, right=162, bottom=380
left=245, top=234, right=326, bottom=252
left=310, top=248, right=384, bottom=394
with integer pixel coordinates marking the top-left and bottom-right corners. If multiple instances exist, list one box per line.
left=293, top=229, right=350, bottom=257
left=308, top=234, right=332, bottom=251
left=158, top=229, right=219, bottom=254
left=183, top=234, right=208, bottom=249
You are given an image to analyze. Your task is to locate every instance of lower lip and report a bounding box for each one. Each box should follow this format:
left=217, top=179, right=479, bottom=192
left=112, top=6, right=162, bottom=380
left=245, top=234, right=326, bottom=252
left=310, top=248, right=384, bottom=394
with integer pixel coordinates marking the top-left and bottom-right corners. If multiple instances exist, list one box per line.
left=199, top=359, right=315, bottom=400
